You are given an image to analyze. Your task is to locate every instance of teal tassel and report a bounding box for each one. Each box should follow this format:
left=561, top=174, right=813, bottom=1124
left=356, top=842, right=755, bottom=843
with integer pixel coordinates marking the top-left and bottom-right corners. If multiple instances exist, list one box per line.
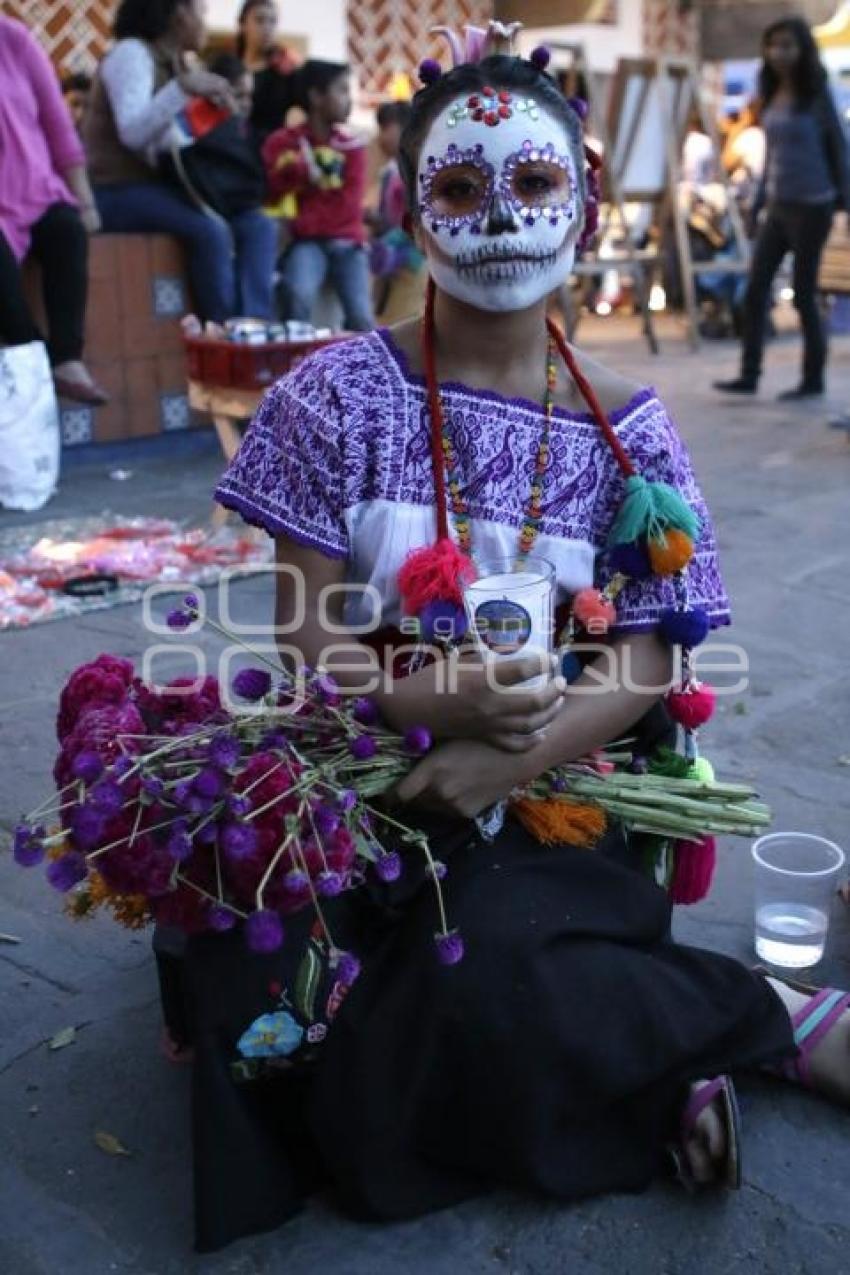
left=607, top=475, right=701, bottom=547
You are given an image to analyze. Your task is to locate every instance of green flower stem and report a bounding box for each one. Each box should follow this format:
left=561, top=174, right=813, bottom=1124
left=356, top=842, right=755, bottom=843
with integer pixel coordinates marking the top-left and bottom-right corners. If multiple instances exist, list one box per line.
left=255, top=824, right=297, bottom=912
left=292, top=836, right=336, bottom=950
left=176, top=872, right=248, bottom=919
left=86, top=817, right=178, bottom=861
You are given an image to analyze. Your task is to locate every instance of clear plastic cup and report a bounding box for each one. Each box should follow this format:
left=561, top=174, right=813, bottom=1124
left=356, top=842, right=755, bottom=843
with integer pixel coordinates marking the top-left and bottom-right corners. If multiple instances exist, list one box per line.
left=463, top=557, right=555, bottom=686
left=752, top=832, right=845, bottom=969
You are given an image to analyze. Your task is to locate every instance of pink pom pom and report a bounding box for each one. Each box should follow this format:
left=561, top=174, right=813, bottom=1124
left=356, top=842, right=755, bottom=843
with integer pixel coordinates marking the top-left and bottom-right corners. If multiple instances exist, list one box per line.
left=530, top=45, right=551, bottom=71
left=397, top=538, right=477, bottom=614
left=670, top=836, right=717, bottom=905
left=572, top=587, right=617, bottom=635
left=665, top=682, right=716, bottom=730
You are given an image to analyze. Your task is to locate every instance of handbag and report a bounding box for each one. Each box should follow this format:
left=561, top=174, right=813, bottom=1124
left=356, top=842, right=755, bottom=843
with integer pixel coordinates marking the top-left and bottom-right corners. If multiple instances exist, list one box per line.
left=0, top=340, right=59, bottom=512
left=161, top=98, right=267, bottom=219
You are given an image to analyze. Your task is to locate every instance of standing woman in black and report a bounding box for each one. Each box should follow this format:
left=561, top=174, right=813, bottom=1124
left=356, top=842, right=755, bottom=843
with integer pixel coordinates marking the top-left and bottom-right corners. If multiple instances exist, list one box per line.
left=236, top=0, right=299, bottom=143
left=715, top=17, right=850, bottom=400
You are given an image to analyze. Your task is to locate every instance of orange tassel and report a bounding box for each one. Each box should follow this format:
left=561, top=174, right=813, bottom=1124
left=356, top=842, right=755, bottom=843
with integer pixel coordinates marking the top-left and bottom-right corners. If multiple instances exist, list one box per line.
left=512, top=797, right=606, bottom=848
left=648, top=528, right=694, bottom=575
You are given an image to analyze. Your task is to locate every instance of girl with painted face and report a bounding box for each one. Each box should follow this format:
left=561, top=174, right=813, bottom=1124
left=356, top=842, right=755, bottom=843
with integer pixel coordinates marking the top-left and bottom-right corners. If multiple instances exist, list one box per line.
left=197, top=28, right=843, bottom=1254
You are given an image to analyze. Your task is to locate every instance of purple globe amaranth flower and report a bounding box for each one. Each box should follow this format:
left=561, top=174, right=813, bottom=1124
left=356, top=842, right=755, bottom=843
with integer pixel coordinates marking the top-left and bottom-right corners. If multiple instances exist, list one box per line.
left=208, top=905, right=237, bottom=933
left=221, top=821, right=259, bottom=862
left=166, top=823, right=193, bottom=862
left=183, top=593, right=200, bottom=610
left=227, top=793, right=252, bottom=817
left=13, top=824, right=45, bottom=868
left=551, top=776, right=568, bottom=794
left=259, top=729, right=286, bottom=752
left=349, top=735, right=377, bottom=761
left=245, top=908, right=284, bottom=953
left=186, top=792, right=213, bottom=816
left=71, top=751, right=104, bottom=784
left=336, top=789, right=357, bottom=813
left=141, top=775, right=165, bottom=799
left=316, top=870, right=345, bottom=897
left=352, top=697, right=379, bottom=726
left=435, top=929, right=465, bottom=966
left=375, top=851, right=402, bottom=883
left=46, top=851, right=88, bottom=893
left=333, top=950, right=361, bottom=987
left=232, top=667, right=272, bottom=701
left=283, top=869, right=310, bottom=894
left=173, top=780, right=193, bottom=807
left=313, top=804, right=340, bottom=837
left=70, top=804, right=106, bottom=850
left=404, top=725, right=433, bottom=756
left=113, top=756, right=134, bottom=777
left=166, top=608, right=192, bottom=631
left=430, top=859, right=447, bottom=881
left=194, top=767, right=225, bottom=799
left=89, top=780, right=124, bottom=815
left=195, top=821, right=219, bottom=846
left=208, top=735, right=241, bottom=769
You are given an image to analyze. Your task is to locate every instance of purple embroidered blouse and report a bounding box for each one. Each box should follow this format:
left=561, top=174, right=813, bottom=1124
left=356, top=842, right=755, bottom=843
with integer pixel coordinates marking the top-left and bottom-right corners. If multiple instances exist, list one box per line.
left=216, top=329, right=730, bottom=636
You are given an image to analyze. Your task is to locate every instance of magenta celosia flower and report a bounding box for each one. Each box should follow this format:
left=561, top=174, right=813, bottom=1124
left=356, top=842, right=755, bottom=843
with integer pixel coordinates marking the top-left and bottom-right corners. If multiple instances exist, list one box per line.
left=435, top=930, right=464, bottom=966
left=375, top=851, right=401, bottom=883
left=232, top=668, right=272, bottom=701
left=71, top=751, right=104, bottom=784
left=56, top=654, right=134, bottom=740
left=208, top=905, right=237, bottom=932
left=46, top=852, right=88, bottom=892
left=404, top=725, right=433, bottom=756
left=221, top=821, right=259, bottom=862
left=349, top=735, right=377, bottom=761
left=245, top=909, right=284, bottom=953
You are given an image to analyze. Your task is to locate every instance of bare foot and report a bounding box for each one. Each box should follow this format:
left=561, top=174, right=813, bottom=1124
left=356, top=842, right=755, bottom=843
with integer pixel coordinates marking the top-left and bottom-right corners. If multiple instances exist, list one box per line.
left=53, top=359, right=95, bottom=388
left=682, top=1079, right=727, bottom=1183
left=766, top=977, right=850, bottom=1104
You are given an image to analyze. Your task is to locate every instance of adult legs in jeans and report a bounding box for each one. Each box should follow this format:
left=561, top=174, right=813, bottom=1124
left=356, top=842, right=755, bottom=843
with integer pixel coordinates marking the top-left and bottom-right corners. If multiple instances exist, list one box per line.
left=784, top=203, right=833, bottom=390
left=95, top=182, right=236, bottom=322
left=230, top=209, right=278, bottom=318
left=326, top=239, right=375, bottom=330
left=739, top=211, right=789, bottom=386
left=277, top=240, right=329, bottom=322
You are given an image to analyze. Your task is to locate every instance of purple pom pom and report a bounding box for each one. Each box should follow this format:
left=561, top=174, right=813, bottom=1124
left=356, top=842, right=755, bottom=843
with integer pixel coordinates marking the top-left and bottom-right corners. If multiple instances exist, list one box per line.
left=245, top=909, right=284, bottom=953
left=71, top=751, right=104, bottom=784
left=221, top=821, right=259, bottom=862
left=334, top=950, right=361, bottom=987
left=13, top=824, right=45, bottom=868
left=375, top=851, right=402, bottom=883
left=567, top=95, right=589, bottom=121
left=607, top=540, right=653, bottom=580
left=419, top=57, right=442, bottom=85
left=232, top=667, right=272, bottom=701
left=435, top=929, right=464, bottom=966
left=349, top=735, right=377, bottom=761
left=530, top=45, right=551, bottom=71
left=659, top=607, right=711, bottom=649
left=316, top=870, right=345, bottom=897
left=208, top=905, right=237, bottom=933
left=46, top=852, right=88, bottom=893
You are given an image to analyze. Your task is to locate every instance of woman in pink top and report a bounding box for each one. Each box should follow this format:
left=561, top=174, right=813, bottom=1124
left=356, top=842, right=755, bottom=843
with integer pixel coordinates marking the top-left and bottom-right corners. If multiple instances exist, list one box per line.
left=0, top=16, right=106, bottom=404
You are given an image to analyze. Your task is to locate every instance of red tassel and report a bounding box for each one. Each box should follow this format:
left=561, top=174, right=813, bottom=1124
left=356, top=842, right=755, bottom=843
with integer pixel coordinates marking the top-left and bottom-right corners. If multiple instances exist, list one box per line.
left=666, top=682, right=716, bottom=730
left=397, top=538, right=477, bottom=613
left=670, top=836, right=717, bottom=905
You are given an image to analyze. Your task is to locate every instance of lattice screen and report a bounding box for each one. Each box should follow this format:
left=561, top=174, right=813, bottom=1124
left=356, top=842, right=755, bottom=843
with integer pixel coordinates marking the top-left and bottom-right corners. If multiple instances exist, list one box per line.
left=5, top=0, right=111, bottom=72
left=347, top=0, right=493, bottom=101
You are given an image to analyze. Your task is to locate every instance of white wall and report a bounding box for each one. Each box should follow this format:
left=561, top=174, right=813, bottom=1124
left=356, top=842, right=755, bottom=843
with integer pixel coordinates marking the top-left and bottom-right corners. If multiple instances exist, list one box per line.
left=205, top=0, right=347, bottom=61
left=516, top=5, right=644, bottom=74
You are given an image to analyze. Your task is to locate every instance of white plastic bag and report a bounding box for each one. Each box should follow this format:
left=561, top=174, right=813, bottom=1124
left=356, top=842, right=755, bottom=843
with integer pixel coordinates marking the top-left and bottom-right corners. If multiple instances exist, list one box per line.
left=0, top=341, right=60, bottom=512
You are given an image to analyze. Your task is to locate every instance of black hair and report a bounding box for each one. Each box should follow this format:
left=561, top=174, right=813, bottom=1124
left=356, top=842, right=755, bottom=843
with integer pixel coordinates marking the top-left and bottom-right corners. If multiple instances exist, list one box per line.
left=376, top=100, right=413, bottom=130
left=291, top=60, right=349, bottom=112
left=114, top=0, right=189, bottom=41
left=758, top=16, right=827, bottom=106
left=61, top=72, right=92, bottom=93
left=398, top=54, right=586, bottom=218
left=208, top=52, right=247, bottom=85
left=236, top=0, right=276, bottom=61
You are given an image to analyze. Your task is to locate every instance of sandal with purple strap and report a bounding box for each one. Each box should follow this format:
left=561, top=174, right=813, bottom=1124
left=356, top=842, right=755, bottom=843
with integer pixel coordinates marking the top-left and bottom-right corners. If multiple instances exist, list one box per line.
left=756, top=967, right=850, bottom=1091
left=669, top=1074, right=743, bottom=1192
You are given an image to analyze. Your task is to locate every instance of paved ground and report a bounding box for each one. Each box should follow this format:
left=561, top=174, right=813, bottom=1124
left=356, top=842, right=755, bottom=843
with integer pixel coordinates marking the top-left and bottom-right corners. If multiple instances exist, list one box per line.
left=1, top=314, right=849, bottom=1274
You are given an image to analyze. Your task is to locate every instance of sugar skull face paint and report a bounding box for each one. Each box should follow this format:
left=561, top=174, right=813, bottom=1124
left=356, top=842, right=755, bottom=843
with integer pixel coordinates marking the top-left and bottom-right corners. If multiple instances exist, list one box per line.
left=417, top=90, right=582, bottom=312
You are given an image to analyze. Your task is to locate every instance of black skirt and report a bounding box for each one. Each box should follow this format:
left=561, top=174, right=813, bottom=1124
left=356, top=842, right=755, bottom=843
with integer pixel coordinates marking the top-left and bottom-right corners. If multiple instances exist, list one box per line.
left=182, top=817, right=795, bottom=1254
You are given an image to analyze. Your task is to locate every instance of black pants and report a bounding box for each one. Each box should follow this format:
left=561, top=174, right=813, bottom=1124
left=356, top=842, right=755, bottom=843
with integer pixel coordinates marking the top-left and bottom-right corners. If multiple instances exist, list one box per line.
left=741, top=201, right=834, bottom=387
left=0, top=202, right=88, bottom=365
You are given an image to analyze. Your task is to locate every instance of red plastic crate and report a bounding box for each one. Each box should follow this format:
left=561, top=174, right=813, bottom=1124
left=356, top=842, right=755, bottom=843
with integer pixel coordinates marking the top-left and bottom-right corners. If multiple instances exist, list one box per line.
left=183, top=333, right=353, bottom=390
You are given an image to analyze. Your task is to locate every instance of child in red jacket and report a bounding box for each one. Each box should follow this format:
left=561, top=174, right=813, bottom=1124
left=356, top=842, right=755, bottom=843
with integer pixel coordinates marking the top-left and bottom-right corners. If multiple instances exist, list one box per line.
left=263, top=60, right=373, bottom=330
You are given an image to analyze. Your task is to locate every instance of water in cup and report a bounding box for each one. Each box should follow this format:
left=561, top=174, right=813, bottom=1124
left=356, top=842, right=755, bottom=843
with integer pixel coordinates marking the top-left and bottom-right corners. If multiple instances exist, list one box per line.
left=755, top=901, right=828, bottom=968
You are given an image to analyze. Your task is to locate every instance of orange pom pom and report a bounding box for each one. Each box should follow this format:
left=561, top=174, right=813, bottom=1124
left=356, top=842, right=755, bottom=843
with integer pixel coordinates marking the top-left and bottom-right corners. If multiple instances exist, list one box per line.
left=572, top=588, right=617, bottom=635
left=512, top=797, right=606, bottom=848
left=648, top=529, right=694, bottom=575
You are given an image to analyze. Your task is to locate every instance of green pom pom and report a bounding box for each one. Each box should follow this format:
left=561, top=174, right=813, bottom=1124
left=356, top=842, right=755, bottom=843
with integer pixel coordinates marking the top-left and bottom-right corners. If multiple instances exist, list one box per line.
left=607, top=475, right=701, bottom=547
left=687, top=756, right=715, bottom=782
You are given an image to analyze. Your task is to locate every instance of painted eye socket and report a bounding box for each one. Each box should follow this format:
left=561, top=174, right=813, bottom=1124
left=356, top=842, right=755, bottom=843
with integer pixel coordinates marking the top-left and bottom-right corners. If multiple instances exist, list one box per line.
left=428, top=163, right=492, bottom=217
left=510, top=162, right=572, bottom=208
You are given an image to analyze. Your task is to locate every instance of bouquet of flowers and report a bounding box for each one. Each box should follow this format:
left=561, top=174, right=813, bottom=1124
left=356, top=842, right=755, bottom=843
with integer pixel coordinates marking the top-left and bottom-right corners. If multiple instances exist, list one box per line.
left=11, top=595, right=771, bottom=976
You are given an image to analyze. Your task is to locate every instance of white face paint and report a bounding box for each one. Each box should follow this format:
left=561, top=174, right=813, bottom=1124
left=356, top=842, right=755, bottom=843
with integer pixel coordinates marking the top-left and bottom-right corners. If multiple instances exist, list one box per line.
left=416, top=87, right=582, bottom=312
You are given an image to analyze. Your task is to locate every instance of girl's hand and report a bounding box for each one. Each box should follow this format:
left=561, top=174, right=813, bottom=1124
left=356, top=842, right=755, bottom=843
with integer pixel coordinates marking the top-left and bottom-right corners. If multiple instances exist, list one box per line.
left=178, top=69, right=236, bottom=112
left=394, top=738, right=541, bottom=819
left=374, top=653, right=567, bottom=753
left=79, top=205, right=101, bottom=234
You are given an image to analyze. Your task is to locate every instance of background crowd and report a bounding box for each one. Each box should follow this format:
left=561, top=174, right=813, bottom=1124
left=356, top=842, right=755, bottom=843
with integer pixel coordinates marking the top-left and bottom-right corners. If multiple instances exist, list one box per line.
left=0, top=0, right=418, bottom=408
